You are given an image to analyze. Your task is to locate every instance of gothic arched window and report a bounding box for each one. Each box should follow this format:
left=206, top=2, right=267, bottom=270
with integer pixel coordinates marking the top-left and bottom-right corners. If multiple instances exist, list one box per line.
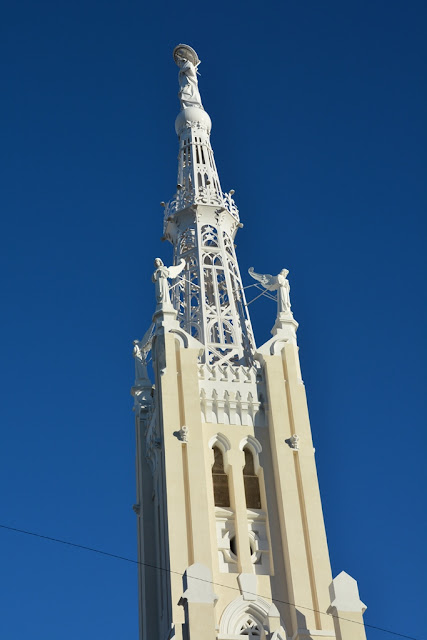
left=212, top=446, right=230, bottom=507
left=243, top=447, right=261, bottom=509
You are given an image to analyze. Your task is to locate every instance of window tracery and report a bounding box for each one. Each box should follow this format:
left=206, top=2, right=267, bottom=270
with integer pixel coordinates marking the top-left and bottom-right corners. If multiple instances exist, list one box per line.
left=201, top=225, right=219, bottom=247
left=239, top=617, right=263, bottom=637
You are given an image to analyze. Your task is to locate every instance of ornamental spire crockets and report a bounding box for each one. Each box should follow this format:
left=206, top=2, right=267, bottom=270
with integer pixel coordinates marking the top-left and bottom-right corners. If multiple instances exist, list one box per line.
left=160, top=44, right=256, bottom=366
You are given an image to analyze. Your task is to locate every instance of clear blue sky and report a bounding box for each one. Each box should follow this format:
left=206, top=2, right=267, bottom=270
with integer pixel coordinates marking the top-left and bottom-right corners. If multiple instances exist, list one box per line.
left=1, top=1, right=425, bottom=638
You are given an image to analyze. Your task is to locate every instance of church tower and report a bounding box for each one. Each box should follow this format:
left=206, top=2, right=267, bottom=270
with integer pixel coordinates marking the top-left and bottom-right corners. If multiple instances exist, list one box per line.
left=132, top=44, right=368, bottom=640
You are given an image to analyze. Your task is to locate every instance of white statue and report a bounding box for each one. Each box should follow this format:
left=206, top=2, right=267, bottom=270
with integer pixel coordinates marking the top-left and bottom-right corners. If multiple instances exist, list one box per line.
left=248, top=267, right=292, bottom=316
left=133, top=322, right=154, bottom=381
left=133, top=340, right=149, bottom=381
left=152, top=258, right=185, bottom=310
left=173, top=44, right=203, bottom=110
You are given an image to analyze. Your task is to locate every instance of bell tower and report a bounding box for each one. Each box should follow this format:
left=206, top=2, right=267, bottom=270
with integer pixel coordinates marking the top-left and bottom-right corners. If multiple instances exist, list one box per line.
left=132, top=44, right=368, bottom=640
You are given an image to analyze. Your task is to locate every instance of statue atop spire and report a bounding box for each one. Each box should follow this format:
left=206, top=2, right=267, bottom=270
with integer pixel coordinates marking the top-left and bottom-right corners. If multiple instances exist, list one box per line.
left=173, top=44, right=203, bottom=110
left=159, top=45, right=255, bottom=365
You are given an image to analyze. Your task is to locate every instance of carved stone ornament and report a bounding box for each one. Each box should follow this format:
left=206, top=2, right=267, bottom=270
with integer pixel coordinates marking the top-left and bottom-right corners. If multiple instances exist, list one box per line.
left=286, top=434, right=300, bottom=450
left=183, top=119, right=209, bottom=133
left=198, top=363, right=266, bottom=427
left=179, top=425, right=189, bottom=443
left=219, top=595, right=287, bottom=637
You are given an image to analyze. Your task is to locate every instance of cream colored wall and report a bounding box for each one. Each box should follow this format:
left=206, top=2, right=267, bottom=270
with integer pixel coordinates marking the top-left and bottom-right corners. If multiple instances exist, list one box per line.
left=260, top=344, right=334, bottom=633
left=136, top=326, right=366, bottom=640
left=331, top=611, right=367, bottom=640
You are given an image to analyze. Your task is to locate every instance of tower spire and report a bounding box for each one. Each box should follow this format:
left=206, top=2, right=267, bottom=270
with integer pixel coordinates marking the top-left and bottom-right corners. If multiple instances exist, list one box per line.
left=133, top=44, right=368, bottom=640
left=163, top=44, right=255, bottom=366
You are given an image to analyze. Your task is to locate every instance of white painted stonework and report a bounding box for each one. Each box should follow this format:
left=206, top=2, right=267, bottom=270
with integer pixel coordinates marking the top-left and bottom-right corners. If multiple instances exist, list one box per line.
left=219, top=595, right=286, bottom=639
left=198, top=363, right=267, bottom=426
left=329, top=572, right=367, bottom=613
left=132, top=44, right=368, bottom=640
left=214, top=507, right=238, bottom=573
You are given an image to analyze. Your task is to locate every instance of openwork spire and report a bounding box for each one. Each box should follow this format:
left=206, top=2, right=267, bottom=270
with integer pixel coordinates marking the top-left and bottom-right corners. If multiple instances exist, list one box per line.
left=162, top=45, right=255, bottom=366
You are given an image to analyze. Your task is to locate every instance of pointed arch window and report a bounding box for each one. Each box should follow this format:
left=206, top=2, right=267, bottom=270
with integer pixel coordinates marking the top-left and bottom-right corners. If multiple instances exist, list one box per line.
left=212, top=446, right=230, bottom=507
left=243, top=447, right=261, bottom=509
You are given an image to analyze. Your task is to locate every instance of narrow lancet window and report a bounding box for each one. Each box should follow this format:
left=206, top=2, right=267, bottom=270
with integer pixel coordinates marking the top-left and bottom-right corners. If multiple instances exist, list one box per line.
left=243, top=447, right=261, bottom=509
left=212, top=446, right=230, bottom=507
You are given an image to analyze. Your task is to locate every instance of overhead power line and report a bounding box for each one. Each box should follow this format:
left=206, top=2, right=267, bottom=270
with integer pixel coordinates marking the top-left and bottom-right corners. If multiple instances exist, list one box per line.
left=0, top=523, right=418, bottom=640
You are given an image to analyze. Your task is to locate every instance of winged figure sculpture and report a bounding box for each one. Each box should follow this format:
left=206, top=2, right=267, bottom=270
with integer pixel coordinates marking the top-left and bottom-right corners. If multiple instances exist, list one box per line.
left=248, top=267, right=292, bottom=316
left=152, top=258, right=185, bottom=310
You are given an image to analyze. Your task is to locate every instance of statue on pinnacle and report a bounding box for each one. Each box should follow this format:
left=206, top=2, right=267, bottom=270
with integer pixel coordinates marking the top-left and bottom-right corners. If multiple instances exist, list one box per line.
left=173, top=44, right=203, bottom=110
left=249, top=267, right=293, bottom=317
left=152, top=257, right=185, bottom=311
left=249, top=267, right=298, bottom=341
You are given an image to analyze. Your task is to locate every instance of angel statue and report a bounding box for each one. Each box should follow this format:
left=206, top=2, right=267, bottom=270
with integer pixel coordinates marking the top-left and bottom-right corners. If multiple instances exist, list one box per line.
left=152, top=258, right=185, bottom=311
left=133, top=322, right=154, bottom=382
left=133, top=340, right=149, bottom=382
left=248, top=267, right=292, bottom=317
left=173, top=44, right=203, bottom=110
